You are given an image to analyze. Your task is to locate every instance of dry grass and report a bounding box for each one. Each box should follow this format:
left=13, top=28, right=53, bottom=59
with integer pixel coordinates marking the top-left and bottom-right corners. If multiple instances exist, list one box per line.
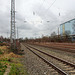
left=8, top=52, right=23, bottom=58
left=0, top=44, right=26, bottom=75
left=0, top=46, right=9, bottom=54
left=0, top=52, right=23, bottom=61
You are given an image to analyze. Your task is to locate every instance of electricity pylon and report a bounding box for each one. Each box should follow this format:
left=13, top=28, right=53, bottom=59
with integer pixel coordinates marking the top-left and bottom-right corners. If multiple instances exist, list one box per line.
left=10, top=0, right=16, bottom=50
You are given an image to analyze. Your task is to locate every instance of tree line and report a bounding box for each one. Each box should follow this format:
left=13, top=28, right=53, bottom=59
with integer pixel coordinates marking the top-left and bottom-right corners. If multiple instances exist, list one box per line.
left=23, top=30, right=75, bottom=43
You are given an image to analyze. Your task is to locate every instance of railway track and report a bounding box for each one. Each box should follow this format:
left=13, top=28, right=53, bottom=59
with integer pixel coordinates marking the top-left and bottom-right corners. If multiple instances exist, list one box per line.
left=23, top=44, right=75, bottom=75
left=29, top=43, right=75, bottom=53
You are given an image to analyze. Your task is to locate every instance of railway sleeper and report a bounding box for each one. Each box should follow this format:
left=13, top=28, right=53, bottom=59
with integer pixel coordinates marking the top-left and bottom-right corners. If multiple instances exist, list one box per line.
left=64, top=68, right=74, bottom=71
left=25, top=46, right=68, bottom=75
left=68, top=70, right=75, bottom=73
left=27, top=44, right=75, bottom=69
left=51, top=72, right=58, bottom=75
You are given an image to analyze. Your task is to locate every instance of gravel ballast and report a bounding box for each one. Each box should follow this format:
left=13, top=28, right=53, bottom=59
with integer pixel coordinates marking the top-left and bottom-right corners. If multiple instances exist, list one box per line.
left=28, top=44, right=75, bottom=64
left=21, top=43, right=59, bottom=75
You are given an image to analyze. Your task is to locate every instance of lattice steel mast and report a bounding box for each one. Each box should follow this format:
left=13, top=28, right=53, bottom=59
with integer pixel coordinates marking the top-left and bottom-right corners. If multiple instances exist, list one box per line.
left=10, top=0, right=16, bottom=49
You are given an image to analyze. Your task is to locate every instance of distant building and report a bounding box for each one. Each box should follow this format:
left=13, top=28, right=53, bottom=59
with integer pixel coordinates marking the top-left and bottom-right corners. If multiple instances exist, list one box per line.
left=60, top=18, right=75, bottom=35
left=60, top=18, right=75, bottom=41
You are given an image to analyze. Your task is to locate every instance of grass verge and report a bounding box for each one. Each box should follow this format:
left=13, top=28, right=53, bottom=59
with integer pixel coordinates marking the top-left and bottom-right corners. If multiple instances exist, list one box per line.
left=0, top=45, right=29, bottom=75
left=0, top=62, right=7, bottom=75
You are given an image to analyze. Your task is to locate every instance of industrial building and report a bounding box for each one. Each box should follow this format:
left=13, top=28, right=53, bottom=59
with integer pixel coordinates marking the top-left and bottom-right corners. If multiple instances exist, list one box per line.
left=60, top=18, right=75, bottom=35
left=60, top=18, right=75, bottom=41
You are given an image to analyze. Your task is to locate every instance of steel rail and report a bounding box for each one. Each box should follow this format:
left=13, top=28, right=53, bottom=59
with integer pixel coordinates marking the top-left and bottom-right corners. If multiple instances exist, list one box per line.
left=29, top=43, right=75, bottom=53
left=27, top=44, right=75, bottom=69
left=24, top=44, right=68, bottom=75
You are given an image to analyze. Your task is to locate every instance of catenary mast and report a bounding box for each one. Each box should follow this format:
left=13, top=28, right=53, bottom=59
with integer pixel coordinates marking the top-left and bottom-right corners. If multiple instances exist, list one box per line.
left=10, top=0, right=16, bottom=49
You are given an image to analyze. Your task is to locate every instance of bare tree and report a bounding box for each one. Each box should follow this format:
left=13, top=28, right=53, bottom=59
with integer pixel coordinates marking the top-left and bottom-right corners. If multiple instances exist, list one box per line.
left=51, top=32, right=56, bottom=37
left=65, top=30, right=71, bottom=41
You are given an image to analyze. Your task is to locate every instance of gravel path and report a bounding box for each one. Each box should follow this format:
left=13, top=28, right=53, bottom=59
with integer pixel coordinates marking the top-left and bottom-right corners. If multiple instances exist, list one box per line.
left=21, top=43, right=60, bottom=75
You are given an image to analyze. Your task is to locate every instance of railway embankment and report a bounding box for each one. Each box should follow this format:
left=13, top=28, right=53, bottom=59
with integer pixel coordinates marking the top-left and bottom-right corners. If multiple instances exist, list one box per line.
left=21, top=43, right=75, bottom=75
left=0, top=42, right=28, bottom=75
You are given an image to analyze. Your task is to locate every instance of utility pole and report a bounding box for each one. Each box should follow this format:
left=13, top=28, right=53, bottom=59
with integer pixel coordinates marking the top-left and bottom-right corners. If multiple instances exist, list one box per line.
left=58, top=27, right=59, bottom=38
left=17, top=27, right=18, bottom=40
left=7, top=32, right=8, bottom=38
left=7, top=32, right=8, bottom=42
left=10, top=0, right=16, bottom=50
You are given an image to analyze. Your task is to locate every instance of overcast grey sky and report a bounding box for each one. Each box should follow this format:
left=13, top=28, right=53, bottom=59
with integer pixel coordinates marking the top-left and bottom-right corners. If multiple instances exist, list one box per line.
left=0, top=0, right=75, bottom=38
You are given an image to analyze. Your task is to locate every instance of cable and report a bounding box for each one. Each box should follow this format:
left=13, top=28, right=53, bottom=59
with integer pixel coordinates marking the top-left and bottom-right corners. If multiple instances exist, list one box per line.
left=41, top=0, right=45, bottom=7
left=39, top=0, right=45, bottom=7
left=46, top=0, right=56, bottom=11
left=32, top=0, right=56, bottom=23
left=32, top=0, right=45, bottom=16
left=43, top=0, right=57, bottom=21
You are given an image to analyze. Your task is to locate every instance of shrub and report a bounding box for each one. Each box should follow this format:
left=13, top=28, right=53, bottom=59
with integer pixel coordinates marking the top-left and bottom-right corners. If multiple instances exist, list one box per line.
left=0, top=62, right=7, bottom=75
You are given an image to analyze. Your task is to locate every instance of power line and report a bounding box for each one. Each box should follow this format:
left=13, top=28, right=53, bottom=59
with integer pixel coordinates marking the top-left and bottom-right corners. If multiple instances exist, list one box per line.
left=39, top=0, right=45, bottom=8
left=43, top=0, right=57, bottom=20
left=38, top=0, right=57, bottom=21
left=32, top=0, right=45, bottom=16
left=46, top=0, right=56, bottom=11
left=41, top=0, right=45, bottom=7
